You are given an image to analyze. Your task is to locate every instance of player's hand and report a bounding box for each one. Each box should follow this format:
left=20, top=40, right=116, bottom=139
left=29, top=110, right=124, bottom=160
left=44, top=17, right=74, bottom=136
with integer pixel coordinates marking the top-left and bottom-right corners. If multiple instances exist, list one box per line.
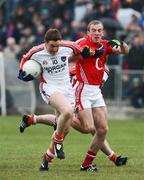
left=107, top=39, right=123, bottom=48
left=81, top=46, right=95, bottom=58
left=95, top=44, right=104, bottom=58
left=18, top=69, right=34, bottom=81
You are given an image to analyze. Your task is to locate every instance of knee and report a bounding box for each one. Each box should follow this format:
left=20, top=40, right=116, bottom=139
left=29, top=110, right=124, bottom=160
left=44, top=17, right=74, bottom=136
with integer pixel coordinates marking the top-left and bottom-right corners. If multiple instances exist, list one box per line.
left=62, top=107, right=73, bottom=119
left=97, top=125, right=108, bottom=137
left=83, top=125, right=95, bottom=134
left=87, top=126, right=95, bottom=135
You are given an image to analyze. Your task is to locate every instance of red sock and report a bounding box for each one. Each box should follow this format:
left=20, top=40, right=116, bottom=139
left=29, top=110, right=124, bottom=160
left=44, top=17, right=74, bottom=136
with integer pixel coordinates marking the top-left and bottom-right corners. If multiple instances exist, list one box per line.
left=109, top=153, right=117, bottom=162
left=45, top=153, right=53, bottom=163
left=28, top=115, right=34, bottom=125
left=45, top=147, right=55, bottom=162
left=54, top=132, right=64, bottom=143
left=82, top=150, right=96, bottom=167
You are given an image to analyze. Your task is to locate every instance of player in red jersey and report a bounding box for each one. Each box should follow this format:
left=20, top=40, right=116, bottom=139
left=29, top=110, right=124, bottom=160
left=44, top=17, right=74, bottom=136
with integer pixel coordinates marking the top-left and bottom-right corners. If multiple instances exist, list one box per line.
left=74, top=20, right=129, bottom=171
left=69, top=65, right=128, bottom=170
left=18, top=28, right=93, bottom=171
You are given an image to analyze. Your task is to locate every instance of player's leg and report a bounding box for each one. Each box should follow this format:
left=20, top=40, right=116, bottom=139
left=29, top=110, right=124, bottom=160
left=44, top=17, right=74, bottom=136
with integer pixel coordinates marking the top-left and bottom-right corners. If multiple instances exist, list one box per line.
left=65, top=110, right=128, bottom=167
left=72, top=112, right=114, bottom=159
left=20, top=107, right=60, bottom=133
left=19, top=114, right=57, bottom=133
left=72, top=114, right=127, bottom=166
left=101, top=140, right=128, bottom=166
left=91, top=106, right=108, bottom=153
left=71, top=111, right=95, bottom=135
left=74, top=109, right=98, bottom=172
left=80, top=106, right=108, bottom=171
left=92, top=107, right=128, bottom=166
left=49, top=92, right=73, bottom=135
left=49, top=92, right=73, bottom=158
left=40, top=92, right=73, bottom=170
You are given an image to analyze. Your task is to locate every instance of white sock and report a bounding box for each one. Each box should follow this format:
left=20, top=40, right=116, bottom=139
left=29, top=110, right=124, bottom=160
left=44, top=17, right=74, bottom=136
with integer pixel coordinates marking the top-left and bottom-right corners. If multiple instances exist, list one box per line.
left=33, top=114, right=37, bottom=124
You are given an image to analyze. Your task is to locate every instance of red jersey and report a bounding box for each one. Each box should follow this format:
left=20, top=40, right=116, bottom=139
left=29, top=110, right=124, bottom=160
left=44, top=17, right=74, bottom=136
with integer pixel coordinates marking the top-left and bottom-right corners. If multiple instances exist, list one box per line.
left=76, top=36, right=113, bottom=85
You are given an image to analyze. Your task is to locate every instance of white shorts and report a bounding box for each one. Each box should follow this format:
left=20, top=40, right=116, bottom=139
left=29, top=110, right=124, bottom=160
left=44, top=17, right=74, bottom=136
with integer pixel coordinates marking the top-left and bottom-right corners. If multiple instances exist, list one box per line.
left=75, top=82, right=105, bottom=110
left=39, top=82, right=75, bottom=105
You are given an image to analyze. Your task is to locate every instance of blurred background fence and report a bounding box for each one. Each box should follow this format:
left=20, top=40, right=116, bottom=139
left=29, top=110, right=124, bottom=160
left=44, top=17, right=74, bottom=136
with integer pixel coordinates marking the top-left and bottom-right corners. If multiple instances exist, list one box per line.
left=0, top=51, right=36, bottom=116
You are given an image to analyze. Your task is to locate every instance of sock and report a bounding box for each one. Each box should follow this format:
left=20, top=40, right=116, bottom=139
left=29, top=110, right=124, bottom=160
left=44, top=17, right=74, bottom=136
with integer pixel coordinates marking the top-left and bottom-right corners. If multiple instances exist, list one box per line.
left=46, top=147, right=55, bottom=162
left=53, top=132, right=64, bottom=143
left=33, top=115, right=37, bottom=124
left=27, top=115, right=37, bottom=125
left=27, top=115, right=34, bottom=125
left=82, top=150, right=96, bottom=167
left=108, top=152, right=117, bottom=162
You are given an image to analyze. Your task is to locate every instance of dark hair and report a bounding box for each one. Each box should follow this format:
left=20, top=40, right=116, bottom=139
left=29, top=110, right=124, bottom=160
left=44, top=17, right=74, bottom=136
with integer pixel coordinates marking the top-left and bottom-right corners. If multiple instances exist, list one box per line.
left=87, top=20, right=103, bottom=31
left=44, top=28, right=62, bottom=42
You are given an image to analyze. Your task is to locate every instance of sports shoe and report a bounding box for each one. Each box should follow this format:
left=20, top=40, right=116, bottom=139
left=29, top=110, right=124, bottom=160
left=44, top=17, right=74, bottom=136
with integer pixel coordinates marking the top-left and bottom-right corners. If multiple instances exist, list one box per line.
left=54, top=142, right=65, bottom=159
left=80, top=164, right=97, bottom=172
left=114, top=155, right=128, bottom=166
left=39, top=154, right=49, bottom=171
left=19, top=114, right=31, bottom=133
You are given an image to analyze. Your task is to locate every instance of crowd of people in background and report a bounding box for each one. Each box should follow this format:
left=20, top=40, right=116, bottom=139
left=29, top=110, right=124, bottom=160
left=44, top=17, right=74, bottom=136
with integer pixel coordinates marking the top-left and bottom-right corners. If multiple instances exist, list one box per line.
left=0, top=0, right=144, bottom=109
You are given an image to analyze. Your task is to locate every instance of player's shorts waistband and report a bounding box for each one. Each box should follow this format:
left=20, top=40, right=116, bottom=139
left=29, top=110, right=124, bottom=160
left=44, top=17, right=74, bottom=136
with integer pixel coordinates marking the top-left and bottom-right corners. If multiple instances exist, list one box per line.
left=76, top=81, right=100, bottom=89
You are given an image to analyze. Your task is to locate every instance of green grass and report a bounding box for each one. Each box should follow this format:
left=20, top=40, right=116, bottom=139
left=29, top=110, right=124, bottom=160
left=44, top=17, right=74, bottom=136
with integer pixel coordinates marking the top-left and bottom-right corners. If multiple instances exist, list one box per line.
left=0, top=116, right=144, bottom=180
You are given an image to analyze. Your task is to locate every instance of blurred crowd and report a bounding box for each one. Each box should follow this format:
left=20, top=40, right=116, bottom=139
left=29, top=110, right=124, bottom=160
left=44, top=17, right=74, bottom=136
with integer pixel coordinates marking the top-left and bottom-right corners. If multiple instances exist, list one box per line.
left=0, top=0, right=144, bottom=66
left=0, top=0, right=144, bottom=109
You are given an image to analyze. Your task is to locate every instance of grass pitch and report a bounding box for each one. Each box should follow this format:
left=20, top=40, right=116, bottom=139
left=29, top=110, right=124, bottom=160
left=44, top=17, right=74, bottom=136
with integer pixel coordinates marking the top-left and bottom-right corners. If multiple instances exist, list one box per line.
left=0, top=116, right=144, bottom=180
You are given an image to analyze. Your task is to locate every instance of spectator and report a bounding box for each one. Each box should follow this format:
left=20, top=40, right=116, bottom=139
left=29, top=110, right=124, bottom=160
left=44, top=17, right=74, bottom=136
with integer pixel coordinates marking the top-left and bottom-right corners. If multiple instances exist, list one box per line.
left=17, top=38, right=31, bottom=62
left=123, top=33, right=144, bottom=70
left=139, top=11, right=144, bottom=30
left=3, top=37, right=21, bottom=114
left=34, top=25, right=46, bottom=45
left=4, top=37, right=20, bottom=60
left=126, top=14, right=142, bottom=32
left=127, top=77, right=144, bottom=108
left=21, top=27, right=36, bottom=47
left=74, top=0, right=94, bottom=22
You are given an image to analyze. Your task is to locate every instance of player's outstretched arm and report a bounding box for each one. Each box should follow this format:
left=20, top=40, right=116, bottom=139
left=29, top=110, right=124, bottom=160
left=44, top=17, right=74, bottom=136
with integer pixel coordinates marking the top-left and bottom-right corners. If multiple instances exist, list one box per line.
left=107, top=39, right=129, bottom=55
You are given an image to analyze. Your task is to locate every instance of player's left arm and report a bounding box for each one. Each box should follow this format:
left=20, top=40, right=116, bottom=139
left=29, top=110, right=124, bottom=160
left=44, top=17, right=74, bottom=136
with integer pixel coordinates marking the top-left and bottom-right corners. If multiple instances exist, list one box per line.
left=107, top=39, right=129, bottom=55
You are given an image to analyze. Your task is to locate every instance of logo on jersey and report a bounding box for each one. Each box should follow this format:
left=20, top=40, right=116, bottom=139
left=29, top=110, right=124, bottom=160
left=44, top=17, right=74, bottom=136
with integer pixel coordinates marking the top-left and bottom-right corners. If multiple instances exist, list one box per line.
left=61, top=56, right=66, bottom=62
left=43, top=60, right=48, bottom=65
left=44, top=56, right=67, bottom=74
left=44, top=63, right=66, bottom=74
left=95, top=58, right=103, bottom=70
left=50, top=57, right=58, bottom=65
